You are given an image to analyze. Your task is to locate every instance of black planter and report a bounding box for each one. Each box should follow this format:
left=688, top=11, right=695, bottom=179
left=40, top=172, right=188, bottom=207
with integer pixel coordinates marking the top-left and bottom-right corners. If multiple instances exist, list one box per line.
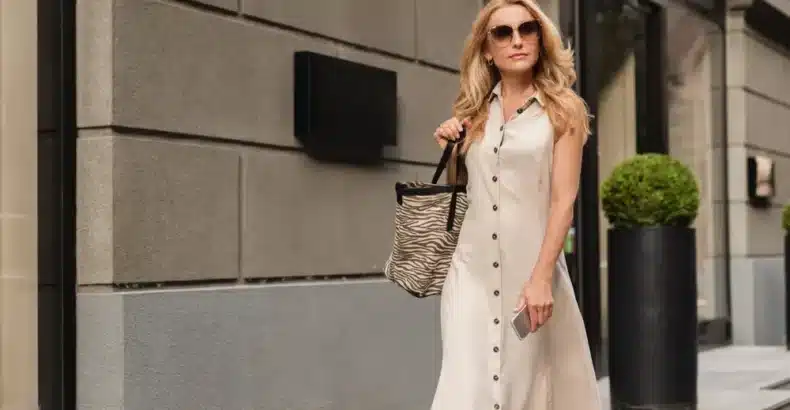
left=786, top=234, right=789, bottom=350
left=608, top=226, right=698, bottom=410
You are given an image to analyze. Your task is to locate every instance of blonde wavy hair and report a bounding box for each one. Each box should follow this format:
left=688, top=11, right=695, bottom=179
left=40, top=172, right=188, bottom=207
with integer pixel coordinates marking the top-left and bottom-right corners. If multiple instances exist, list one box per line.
left=455, top=0, right=590, bottom=151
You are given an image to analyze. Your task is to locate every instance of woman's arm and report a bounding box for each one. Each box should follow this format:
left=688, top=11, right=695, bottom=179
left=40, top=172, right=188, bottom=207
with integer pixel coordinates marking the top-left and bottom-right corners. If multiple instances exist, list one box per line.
left=531, top=126, right=586, bottom=283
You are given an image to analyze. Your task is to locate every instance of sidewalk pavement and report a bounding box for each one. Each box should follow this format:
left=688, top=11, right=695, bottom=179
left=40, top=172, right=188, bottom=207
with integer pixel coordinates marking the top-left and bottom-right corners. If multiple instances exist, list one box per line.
left=597, top=345, right=790, bottom=410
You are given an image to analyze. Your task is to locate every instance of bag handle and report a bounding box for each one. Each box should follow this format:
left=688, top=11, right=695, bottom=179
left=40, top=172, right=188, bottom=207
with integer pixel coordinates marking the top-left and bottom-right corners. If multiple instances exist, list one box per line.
left=429, top=129, right=467, bottom=232
left=431, top=128, right=466, bottom=185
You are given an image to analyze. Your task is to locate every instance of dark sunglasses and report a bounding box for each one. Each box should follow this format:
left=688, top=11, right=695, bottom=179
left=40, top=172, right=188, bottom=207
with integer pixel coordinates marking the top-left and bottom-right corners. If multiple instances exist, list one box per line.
left=488, top=20, right=541, bottom=46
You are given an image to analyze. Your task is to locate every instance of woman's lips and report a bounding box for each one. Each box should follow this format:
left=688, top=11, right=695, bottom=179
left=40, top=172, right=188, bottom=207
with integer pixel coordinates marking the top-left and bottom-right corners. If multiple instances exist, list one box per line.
left=509, top=53, right=529, bottom=60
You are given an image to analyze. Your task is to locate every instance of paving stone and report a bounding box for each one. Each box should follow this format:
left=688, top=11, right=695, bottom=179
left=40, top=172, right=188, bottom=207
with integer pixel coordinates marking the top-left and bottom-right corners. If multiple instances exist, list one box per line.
left=597, top=346, right=790, bottom=410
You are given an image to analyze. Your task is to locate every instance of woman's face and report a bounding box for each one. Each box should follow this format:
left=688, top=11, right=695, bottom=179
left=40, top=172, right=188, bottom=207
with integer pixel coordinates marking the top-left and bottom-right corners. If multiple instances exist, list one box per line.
left=484, top=5, right=541, bottom=77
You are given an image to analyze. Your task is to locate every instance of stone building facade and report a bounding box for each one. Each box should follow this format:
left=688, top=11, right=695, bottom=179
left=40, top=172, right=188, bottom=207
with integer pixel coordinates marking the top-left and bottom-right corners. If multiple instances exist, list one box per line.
left=1, top=0, right=789, bottom=408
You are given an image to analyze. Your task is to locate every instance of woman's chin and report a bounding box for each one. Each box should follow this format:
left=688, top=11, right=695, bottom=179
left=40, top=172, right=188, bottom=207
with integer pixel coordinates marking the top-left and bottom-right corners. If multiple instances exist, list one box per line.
left=498, top=61, right=536, bottom=77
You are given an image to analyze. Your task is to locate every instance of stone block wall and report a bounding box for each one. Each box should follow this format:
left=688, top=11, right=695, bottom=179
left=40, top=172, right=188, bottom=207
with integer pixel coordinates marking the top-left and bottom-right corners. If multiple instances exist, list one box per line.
left=75, top=0, right=481, bottom=408
left=726, top=5, right=790, bottom=345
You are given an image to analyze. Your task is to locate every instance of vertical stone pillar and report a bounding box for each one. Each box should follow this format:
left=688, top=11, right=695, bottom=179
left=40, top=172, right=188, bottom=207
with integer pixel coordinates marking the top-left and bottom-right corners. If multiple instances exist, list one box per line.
left=0, top=0, right=39, bottom=407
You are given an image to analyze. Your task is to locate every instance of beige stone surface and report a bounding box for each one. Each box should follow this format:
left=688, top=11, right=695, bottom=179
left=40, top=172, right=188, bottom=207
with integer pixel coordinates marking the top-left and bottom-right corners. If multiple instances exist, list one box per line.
left=242, top=148, right=435, bottom=279
left=77, top=0, right=465, bottom=164
left=241, top=0, right=417, bottom=57
left=415, top=0, right=480, bottom=69
left=0, top=0, right=39, bottom=406
left=728, top=202, right=785, bottom=257
left=111, top=0, right=337, bottom=146
left=193, top=0, right=238, bottom=12
left=77, top=134, right=115, bottom=285
left=76, top=0, right=113, bottom=127
left=77, top=133, right=243, bottom=284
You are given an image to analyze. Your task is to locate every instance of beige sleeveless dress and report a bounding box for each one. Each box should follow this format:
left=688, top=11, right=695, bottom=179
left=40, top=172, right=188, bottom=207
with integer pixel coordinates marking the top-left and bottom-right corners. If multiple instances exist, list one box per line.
left=429, top=82, right=602, bottom=410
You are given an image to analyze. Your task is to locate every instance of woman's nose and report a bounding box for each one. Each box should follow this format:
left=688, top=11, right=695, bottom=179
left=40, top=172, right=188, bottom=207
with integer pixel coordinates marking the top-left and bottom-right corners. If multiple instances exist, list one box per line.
left=511, top=32, right=524, bottom=47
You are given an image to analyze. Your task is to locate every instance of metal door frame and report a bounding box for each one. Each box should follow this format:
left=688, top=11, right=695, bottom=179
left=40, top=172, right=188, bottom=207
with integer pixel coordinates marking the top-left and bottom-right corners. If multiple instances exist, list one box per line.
left=38, top=0, right=77, bottom=408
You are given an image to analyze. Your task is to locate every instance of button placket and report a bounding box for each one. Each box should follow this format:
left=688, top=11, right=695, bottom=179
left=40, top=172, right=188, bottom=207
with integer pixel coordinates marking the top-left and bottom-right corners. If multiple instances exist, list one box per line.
left=491, top=123, right=505, bottom=407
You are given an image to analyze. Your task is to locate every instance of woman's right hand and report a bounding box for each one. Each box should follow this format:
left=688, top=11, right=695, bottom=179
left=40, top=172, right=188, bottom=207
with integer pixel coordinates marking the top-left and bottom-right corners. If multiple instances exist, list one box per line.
left=433, top=117, right=470, bottom=148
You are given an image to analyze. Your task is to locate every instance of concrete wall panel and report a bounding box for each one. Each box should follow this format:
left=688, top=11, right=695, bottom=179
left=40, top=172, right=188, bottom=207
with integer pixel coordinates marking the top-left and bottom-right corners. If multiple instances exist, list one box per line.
left=78, top=134, right=242, bottom=284
left=241, top=0, right=417, bottom=57
left=742, top=90, right=790, bottom=154
left=743, top=31, right=790, bottom=107
left=77, top=282, right=440, bottom=410
left=415, top=0, right=480, bottom=69
left=112, top=136, right=241, bottom=283
left=76, top=0, right=113, bottom=127
left=728, top=201, right=785, bottom=257
left=113, top=0, right=336, bottom=146
left=242, top=148, right=435, bottom=278
left=77, top=135, right=115, bottom=285
left=194, top=0, right=238, bottom=12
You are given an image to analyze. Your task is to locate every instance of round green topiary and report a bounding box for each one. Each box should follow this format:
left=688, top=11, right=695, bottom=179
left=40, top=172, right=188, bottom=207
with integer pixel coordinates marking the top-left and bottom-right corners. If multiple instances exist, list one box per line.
left=601, top=153, right=700, bottom=229
left=783, top=204, right=790, bottom=232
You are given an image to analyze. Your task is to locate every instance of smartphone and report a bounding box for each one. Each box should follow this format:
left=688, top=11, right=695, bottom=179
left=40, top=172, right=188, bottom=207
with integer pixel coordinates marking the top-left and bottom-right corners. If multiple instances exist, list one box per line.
left=510, top=305, right=532, bottom=340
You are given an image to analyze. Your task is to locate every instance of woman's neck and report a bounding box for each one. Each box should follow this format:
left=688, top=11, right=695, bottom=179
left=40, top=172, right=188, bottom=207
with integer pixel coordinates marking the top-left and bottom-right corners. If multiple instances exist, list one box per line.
left=500, top=73, right=535, bottom=100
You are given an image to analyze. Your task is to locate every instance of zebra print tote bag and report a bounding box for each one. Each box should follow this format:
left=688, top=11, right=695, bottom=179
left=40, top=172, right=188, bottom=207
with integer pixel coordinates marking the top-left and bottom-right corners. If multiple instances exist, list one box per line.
left=383, top=132, right=468, bottom=298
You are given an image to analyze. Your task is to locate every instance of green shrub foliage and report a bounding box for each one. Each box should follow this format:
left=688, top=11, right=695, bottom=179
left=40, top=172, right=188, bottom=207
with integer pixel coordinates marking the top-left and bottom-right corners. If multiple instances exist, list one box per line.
left=601, top=154, right=700, bottom=229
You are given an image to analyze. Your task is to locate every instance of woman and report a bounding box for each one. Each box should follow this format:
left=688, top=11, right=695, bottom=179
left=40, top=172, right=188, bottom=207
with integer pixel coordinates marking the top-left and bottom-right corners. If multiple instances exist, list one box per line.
left=430, top=1, right=601, bottom=409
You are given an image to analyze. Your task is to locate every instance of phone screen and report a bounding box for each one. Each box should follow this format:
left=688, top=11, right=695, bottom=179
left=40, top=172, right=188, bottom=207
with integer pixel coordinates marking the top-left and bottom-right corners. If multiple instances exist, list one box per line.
left=510, top=306, right=531, bottom=340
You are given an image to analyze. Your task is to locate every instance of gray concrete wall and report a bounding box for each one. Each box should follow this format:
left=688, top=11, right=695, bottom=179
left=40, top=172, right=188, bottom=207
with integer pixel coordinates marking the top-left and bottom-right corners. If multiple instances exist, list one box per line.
left=78, top=281, right=440, bottom=410
left=726, top=6, right=790, bottom=345
left=75, top=0, right=481, bottom=408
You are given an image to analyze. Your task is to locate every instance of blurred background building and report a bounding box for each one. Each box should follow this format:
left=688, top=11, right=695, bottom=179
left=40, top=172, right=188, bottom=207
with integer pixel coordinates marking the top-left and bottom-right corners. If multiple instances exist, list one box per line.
left=0, top=0, right=787, bottom=408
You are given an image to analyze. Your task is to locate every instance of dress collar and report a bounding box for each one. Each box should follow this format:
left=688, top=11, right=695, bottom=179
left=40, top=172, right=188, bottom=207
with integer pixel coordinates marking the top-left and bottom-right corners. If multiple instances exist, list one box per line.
left=489, top=81, right=545, bottom=108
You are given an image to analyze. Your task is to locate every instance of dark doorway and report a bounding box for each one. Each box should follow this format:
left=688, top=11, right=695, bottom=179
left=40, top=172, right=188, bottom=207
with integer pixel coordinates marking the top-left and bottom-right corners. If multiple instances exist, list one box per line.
left=573, top=0, right=603, bottom=376
left=598, top=0, right=668, bottom=379
left=38, top=0, right=77, bottom=408
left=572, top=0, right=669, bottom=378
left=633, top=1, right=669, bottom=154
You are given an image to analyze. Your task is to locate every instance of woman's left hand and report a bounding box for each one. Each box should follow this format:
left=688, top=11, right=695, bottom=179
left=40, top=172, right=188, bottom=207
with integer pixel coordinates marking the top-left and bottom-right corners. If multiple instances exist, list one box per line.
left=514, top=275, right=554, bottom=332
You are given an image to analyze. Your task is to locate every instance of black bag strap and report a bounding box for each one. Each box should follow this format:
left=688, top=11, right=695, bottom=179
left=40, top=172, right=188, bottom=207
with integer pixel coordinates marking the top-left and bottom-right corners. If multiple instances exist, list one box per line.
left=431, top=128, right=466, bottom=185
left=446, top=186, right=461, bottom=232
left=428, top=129, right=466, bottom=232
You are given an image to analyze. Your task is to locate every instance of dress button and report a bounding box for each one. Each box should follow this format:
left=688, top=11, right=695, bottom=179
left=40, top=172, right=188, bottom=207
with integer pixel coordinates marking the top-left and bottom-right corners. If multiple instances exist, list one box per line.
left=492, top=233, right=498, bottom=240
left=492, top=176, right=498, bottom=182
left=499, top=125, right=503, bottom=131
left=493, top=262, right=499, bottom=268
left=493, top=205, right=498, bottom=211
left=493, top=147, right=498, bottom=153
left=494, top=290, right=500, bottom=296
left=517, top=107, right=524, bottom=114
left=493, top=346, right=499, bottom=353
left=495, top=405, right=500, bottom=410
left=493, top=375, right=499, bottom=381
left=494, top=318, right=500, bottom=324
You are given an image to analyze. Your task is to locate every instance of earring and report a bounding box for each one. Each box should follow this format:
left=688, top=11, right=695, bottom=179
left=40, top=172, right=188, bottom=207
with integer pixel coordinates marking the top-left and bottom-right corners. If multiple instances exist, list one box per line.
left=486, top=58, right=494, bottom=66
